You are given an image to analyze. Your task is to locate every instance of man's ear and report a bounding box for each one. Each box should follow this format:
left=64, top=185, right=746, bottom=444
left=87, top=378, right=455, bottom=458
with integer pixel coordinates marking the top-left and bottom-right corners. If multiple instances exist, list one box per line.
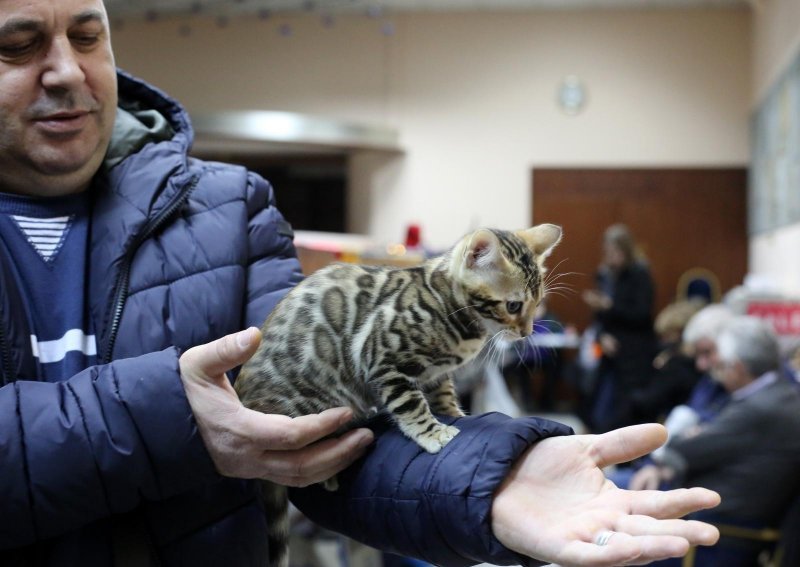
left=516, top=224, right=562, bottom=258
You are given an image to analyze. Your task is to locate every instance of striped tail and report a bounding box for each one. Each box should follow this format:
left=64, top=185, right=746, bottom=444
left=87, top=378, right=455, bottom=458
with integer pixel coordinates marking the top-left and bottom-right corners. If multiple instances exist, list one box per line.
left=261, top=481, right=290, bottom=567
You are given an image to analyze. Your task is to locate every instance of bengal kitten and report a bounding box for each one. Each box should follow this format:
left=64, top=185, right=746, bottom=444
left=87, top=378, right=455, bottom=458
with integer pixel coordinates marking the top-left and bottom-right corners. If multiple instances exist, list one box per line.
left=235, top=223, right=562, bottom=567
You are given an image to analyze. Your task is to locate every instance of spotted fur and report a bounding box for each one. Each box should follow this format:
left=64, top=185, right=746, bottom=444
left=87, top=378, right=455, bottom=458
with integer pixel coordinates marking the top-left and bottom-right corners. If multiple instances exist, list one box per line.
left=235, top=223, right=562, bottom=567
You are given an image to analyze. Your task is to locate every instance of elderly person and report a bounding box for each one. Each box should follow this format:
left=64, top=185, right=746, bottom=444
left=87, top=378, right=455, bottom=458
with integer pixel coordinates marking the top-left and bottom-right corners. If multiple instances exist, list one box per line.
left=631, top=316, right=800, bottom=565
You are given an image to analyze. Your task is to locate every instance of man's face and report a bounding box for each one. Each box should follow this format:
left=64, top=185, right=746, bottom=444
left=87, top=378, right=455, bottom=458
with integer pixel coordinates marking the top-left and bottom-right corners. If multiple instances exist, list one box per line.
left=711, top=357, right=749, bottom=393
left=692, top=337, right=718, bottom=374
left=0, top=0, right=117, bottom=196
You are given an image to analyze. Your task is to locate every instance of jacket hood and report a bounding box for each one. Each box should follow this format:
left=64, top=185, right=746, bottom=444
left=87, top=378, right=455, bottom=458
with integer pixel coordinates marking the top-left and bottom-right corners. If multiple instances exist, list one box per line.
left=93, top=70, right=200, bottom=223
left=104, top=69, right=193, bottom=171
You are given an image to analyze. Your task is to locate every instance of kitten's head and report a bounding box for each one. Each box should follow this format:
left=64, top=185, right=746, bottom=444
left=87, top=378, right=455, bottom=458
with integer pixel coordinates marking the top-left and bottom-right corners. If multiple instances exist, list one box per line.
left=450, top=223, right=562, bottom=339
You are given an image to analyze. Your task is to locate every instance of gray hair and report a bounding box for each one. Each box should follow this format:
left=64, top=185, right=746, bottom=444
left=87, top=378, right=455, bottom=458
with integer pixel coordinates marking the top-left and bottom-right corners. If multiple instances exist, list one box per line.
left=716, top=316, right=780, bottom=378
left=682, top=304, right=735, bottom=345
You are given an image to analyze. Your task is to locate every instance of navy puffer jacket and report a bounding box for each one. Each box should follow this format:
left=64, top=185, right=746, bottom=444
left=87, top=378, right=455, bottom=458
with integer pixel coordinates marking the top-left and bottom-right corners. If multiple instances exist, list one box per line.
left=0, top=71, right=572, bottom=566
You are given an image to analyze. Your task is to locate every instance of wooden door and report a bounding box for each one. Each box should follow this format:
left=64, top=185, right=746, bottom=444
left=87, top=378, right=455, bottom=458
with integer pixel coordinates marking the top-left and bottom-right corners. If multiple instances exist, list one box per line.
left=532, top=168, right=748, bottom=332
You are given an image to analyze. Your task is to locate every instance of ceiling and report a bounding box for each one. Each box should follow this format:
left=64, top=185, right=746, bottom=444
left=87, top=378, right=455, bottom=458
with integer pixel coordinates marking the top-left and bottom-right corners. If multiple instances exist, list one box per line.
left=104, top=0, right=751, bottom=19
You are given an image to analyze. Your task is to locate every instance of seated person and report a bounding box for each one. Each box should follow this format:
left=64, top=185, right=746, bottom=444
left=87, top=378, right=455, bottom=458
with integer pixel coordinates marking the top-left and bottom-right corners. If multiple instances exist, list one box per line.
left=675, top=304, right=734, bottom=425
left=630, top=299, right=705, bottom=423
left=630, top=316, right=800, bottom=566
left=785, top=342, right=800, bottom=385
left=607, top=304, right=732, bottom=489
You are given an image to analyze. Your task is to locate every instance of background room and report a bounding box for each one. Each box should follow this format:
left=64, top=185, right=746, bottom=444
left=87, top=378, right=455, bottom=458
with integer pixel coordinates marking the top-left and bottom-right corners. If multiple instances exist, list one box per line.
left=107, top=0, right=799, bottom=386
left=102, top=1, right=800, bottom=565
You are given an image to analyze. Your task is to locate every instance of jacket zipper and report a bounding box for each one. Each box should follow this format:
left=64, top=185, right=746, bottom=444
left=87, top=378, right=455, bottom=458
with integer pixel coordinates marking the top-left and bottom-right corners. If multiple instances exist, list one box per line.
left=0, top=303, right=13, bottom=385
left=100, top=176, right=199, bottom=364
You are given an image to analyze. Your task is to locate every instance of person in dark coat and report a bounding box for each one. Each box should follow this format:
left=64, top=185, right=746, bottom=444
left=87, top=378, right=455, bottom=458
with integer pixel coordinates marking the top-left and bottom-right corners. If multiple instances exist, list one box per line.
left=630, top=299, right=706, bottom=424
left=582, top=223, right=658, bottom=432
left=0, top=2, right=721, bottom=566
left=630, top=316, right=800, bottom=566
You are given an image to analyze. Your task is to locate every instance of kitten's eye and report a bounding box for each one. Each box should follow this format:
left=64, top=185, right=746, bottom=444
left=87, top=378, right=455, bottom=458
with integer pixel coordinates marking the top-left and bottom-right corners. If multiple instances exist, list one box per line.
left=506, top=301, right=523, bottom=315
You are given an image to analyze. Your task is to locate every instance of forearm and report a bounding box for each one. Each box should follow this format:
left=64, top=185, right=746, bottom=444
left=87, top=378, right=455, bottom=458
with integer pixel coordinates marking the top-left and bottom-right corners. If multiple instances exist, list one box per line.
left=290, top=412, right=572, bottom=566
left=0, top=349, right=218, bottom=548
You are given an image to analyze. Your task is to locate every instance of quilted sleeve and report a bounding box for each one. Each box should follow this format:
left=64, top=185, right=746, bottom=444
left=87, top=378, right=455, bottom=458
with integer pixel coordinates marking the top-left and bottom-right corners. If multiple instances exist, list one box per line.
left=290, top=412, right=573, bottom=567
left=243, top=171, right=304, bottom=329
left=0, top=348, right=219, bottom=549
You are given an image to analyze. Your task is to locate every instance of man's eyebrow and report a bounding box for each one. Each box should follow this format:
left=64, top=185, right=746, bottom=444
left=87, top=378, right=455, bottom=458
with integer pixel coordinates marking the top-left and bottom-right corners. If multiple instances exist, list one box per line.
left=0, top=10, right=105, bottom=38
left=71, top=9, right=107, bottom=27
left=0, top=18, right=43, bottom=38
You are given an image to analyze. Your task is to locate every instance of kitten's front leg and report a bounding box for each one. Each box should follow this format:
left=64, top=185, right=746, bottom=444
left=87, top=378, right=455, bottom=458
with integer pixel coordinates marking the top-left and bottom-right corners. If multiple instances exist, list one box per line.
left=376, top=372, right=460, bottom=454
left=426, top=375, right=466, bottom=417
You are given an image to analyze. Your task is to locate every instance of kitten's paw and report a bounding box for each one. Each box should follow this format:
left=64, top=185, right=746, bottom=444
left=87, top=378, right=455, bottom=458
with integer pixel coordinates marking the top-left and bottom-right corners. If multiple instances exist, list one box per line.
left=416, top=423, right=460, bottom=454
left=444, top=407, right=466, bottom=418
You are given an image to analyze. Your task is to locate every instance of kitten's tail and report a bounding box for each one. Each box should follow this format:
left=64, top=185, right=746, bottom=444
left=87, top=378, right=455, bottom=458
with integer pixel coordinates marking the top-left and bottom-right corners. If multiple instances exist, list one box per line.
left=261, top=481, right=290, bottom=567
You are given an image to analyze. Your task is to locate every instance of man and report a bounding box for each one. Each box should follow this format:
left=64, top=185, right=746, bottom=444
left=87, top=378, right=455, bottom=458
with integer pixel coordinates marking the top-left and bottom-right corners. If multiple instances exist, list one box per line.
left=648, top=303, right=734, bottom=455
left=0, top=1, right=720, bottom=565
left=631, top=316, right=800, bottom=564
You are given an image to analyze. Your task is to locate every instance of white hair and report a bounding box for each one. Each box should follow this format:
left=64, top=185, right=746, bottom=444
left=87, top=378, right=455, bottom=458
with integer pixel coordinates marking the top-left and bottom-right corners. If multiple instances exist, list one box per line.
left=682, top=304, right=735, bottom=345
left=716, top=316, right=780, bottom=378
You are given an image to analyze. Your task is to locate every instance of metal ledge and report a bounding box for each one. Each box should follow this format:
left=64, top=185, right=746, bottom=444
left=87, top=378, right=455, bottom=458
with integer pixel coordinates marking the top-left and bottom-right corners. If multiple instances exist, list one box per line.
left=191, top=110, right=402, bottom=156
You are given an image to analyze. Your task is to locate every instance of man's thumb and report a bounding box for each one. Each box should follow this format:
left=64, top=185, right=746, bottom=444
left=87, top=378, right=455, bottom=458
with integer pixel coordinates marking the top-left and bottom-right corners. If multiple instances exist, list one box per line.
left=182, top=327, right=262, bottom=378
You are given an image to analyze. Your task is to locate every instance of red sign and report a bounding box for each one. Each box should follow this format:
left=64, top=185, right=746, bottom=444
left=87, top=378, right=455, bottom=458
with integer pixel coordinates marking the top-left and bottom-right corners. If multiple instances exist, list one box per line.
left=747, top=302, right=800, bottom=336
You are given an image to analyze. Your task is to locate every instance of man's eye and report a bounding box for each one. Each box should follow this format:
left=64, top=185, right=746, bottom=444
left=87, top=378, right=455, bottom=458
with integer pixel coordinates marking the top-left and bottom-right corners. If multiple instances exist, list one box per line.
left=71, top=35, right=99, bottom=47
left=0, top=41, right=36, bottom=57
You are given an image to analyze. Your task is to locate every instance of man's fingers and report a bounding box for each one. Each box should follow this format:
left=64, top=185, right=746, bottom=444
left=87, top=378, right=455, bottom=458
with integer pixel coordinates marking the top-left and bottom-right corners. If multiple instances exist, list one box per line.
left=628, top=487, right=722, bottom=525
left=614, top=515, right=720, bottom=546
left=240, top=406, right=355, bottom=450
left=182, top=327, right=262, bottom=378
left=590, top=424, right=668, bottom=468
left=260, top=428, right=375, bottom=486
left=559, top=531, right=691, bottom=567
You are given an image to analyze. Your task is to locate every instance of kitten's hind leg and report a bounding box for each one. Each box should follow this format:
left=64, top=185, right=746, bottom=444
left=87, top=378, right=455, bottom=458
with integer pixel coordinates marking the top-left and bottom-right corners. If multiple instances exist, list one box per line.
left=376, top=372, right=460, bottom=453
left=425, top=375, right=466, bottom=417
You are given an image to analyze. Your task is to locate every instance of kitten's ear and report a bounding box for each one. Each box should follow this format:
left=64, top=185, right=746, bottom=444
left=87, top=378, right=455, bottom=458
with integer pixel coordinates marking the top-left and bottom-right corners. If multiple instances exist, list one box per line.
left=464, top=229, right=504, bottom=270
left=517, top=224, right=562, bottom=258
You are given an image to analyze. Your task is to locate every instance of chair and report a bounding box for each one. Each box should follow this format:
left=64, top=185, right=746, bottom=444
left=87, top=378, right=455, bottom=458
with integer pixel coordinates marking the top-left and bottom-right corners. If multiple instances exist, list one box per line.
left=676, top=268, right=722, bottom=304
left=774, top=494, right=800, bottom=567
left=681, top=523, right=781, bottom=567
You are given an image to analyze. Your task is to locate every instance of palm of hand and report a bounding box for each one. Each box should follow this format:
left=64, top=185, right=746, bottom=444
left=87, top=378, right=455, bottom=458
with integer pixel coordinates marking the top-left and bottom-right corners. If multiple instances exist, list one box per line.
left=491, top=425, right=720, bottom=567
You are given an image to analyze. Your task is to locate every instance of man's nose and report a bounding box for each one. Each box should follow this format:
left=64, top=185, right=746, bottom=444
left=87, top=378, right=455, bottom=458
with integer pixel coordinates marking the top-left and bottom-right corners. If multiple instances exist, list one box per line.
left=41, top=37, right=86, bottom=90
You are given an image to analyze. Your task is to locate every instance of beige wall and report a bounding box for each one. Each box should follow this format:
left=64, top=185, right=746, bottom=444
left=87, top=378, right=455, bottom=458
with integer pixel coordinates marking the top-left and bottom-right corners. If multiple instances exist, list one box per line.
left=750, top=0, right=800, bottom=295
left=752, top=0, right=800, bottom=103
left=111, top=8, right=751, bottom=249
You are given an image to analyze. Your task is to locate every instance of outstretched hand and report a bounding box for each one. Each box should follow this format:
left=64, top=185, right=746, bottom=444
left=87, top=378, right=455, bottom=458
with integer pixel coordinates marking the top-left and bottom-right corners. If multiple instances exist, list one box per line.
left=179, top=327, right=374, bottom=486
left=492, top=424, right=720, bottom=567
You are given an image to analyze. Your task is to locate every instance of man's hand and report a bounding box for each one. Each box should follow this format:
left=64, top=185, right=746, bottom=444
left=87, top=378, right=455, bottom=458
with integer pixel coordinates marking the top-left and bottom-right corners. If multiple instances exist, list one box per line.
left=629, top=464, right=666, bottom=491
left=491, top=424, right=720, bottom=567
left=179, top=327, right=374, bottom=486
left=582, top=290, right=612, bottom=312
